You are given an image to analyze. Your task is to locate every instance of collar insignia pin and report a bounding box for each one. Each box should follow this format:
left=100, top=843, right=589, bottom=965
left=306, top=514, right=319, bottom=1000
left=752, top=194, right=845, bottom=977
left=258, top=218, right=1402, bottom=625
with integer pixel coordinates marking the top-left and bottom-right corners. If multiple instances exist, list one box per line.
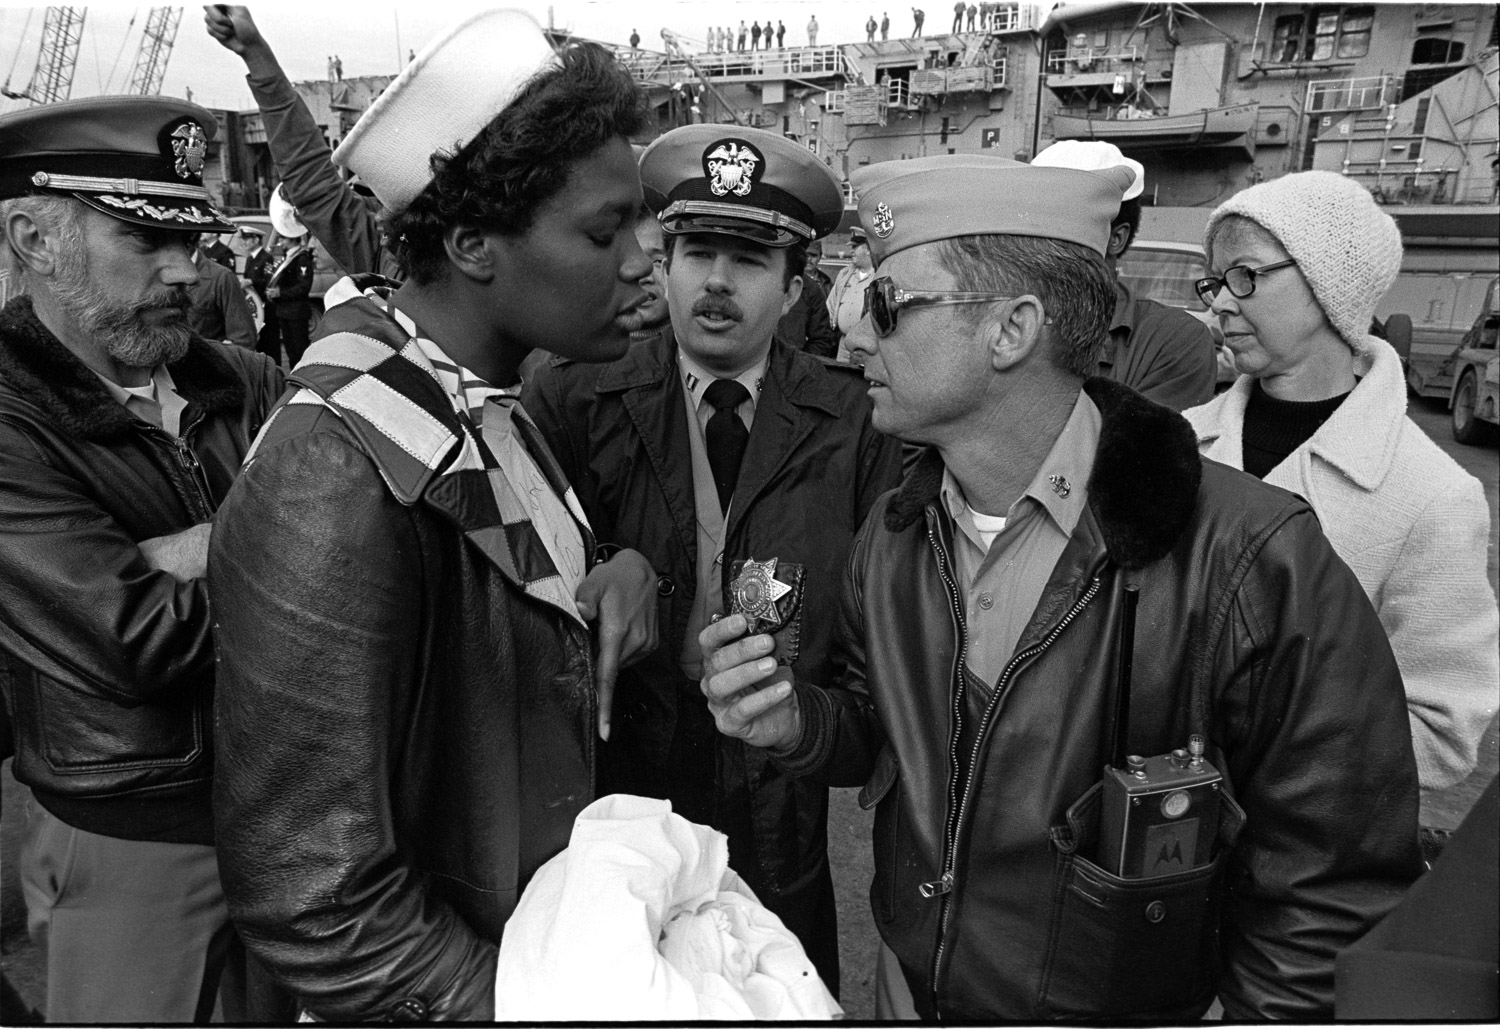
left=872, top=201, right=894, bottom=238
left=1048, top=473, right=1071, bottom=499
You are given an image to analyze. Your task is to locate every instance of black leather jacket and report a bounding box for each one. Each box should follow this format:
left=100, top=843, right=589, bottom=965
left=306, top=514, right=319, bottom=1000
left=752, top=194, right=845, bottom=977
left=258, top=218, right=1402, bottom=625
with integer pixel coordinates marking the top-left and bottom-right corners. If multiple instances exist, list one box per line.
left=209, top=297, right=597, bottom=1020
left=0, top=296, right=283, bottom=844
left=775, top=378, right=1423, bottom=1020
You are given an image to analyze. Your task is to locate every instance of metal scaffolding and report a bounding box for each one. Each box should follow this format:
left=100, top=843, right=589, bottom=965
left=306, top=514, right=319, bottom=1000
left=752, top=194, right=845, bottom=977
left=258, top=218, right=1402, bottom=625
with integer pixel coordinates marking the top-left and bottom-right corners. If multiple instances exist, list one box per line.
left=126, top=6, right=183, bottom=96
left=28, top=7, right=88, bottom=105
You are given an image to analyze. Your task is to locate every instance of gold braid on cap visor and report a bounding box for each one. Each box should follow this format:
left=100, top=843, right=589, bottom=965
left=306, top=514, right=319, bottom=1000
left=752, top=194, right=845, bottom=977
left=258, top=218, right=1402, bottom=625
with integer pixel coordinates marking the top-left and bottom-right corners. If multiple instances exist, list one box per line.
left=30, top=171, right=211, bottom=200
left=662, top=199, right=814, bottom=242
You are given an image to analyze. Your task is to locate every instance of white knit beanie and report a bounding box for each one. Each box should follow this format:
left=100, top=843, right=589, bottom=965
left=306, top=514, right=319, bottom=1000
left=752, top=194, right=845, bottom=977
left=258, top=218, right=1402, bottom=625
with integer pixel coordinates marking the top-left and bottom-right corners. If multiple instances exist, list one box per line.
left=1205, top=171, right=1402, bottom=356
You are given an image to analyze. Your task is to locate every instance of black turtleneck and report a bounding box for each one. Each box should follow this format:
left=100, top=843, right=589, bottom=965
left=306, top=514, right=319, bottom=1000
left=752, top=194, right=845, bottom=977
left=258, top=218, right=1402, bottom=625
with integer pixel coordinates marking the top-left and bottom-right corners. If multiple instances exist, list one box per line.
left=1242, top=380, right=1351, bottom=479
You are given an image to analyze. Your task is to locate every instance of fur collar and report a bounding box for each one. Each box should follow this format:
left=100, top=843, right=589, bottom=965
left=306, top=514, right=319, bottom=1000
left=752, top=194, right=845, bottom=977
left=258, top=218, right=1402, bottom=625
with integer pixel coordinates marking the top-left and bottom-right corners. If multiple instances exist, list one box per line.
left=884, top=377, right=1202, bottom=570
left=0, top=295, right=246, bottom=442
left=1188, top=334, right=1399, bottom=492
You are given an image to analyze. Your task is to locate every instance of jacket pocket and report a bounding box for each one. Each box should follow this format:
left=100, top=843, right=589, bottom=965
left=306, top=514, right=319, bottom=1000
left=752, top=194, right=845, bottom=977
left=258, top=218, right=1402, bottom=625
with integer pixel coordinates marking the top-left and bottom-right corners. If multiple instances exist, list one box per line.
left=26, top=669, right=206, bottom=774
left=859, top=743, right=900, bottom=923
left=1037, top=781, right=1246, bottom=1020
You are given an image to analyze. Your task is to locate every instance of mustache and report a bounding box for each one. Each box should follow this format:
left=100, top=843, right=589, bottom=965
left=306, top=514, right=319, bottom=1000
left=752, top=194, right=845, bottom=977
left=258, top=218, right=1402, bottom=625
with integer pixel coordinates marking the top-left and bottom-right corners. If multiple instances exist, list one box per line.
left=691, top=295, right=743, bottom=321
left=136, top=287, right=191, bottom=314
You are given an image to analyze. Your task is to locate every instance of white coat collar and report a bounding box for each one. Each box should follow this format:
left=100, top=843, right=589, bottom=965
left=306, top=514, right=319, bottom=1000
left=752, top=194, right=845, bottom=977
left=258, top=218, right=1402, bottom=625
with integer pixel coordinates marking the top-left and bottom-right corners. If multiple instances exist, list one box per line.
left=1190, top=334, right=1402, bottom=493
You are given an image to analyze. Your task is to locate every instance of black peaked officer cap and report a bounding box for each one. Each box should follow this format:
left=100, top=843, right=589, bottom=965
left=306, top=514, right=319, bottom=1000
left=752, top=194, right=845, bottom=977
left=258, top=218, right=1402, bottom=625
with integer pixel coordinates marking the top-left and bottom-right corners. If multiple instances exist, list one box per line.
left=0, top=95, right=234, bottom=232
left=640, top=124, right=844, bottom=248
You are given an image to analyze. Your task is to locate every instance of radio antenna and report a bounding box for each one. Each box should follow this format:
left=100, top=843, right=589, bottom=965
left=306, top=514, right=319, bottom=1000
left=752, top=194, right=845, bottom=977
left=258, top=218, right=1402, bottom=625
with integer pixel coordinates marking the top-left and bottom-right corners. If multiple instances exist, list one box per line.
left=1109, top=585, right=1140, bottom=769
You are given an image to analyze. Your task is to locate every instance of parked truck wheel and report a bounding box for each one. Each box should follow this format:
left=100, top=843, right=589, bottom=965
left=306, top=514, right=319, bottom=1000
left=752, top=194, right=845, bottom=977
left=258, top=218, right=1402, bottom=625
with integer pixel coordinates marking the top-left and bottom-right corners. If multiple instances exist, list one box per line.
left=1451, top=369, right=1493, bottom=445
left=1383, top=313, right=1412, bottom=364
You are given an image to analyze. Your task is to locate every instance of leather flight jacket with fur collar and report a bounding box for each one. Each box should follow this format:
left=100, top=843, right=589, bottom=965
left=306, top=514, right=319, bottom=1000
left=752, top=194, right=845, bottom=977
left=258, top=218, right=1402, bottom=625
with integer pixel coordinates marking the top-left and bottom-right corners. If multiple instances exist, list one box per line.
left=774, top=377, right=1424, bottom=1020
left=0, top=296, right=284, bottom=844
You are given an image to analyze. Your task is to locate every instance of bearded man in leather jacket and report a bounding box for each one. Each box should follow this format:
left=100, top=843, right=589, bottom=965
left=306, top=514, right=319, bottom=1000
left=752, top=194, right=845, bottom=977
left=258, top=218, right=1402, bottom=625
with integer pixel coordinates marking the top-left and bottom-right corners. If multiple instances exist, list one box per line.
left=700, top=155, right=1423, bottom=1020
left=0, top=97, right=284, bottom=1022
left=208, top=20, right=660, bottom=1021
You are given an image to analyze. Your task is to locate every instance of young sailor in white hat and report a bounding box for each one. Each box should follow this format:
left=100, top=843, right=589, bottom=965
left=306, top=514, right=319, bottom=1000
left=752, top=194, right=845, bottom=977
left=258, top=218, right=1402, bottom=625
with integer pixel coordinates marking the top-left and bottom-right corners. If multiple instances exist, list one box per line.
left=208, top=12, right=665, bottom=1019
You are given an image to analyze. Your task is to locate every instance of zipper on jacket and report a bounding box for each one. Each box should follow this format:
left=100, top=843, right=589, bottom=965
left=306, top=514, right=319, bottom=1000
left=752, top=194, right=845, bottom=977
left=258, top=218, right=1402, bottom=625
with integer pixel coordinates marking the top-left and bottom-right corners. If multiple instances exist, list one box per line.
left=144, top=409, right=214, bottom=522
left=918, top=871, right=954, bottom=898
left=171, top=434, right=215, bottom=521
left=925, top=560, right=1103, bottom=1010
left=924, top=517, right=970, bottom=897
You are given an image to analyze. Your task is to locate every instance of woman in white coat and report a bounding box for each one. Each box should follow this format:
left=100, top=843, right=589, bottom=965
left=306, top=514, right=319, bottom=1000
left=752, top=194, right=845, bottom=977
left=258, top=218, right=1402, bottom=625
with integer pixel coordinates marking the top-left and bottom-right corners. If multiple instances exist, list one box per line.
left=1184, top=171, right=1497, bottom=813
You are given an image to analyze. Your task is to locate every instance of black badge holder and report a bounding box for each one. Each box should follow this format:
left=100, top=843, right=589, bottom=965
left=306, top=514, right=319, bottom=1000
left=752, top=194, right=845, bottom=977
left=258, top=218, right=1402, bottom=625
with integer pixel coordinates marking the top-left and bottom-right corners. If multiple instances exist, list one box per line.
left=724, top=557, right=806, bottom=666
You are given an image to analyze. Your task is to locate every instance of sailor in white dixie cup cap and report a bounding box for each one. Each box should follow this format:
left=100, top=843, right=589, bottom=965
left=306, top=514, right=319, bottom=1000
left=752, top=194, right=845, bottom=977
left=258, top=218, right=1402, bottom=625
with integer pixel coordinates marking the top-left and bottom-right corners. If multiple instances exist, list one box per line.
left=1031, top=139, right=1216, bottom=411
left=207, top=14, right=668, bottom=1020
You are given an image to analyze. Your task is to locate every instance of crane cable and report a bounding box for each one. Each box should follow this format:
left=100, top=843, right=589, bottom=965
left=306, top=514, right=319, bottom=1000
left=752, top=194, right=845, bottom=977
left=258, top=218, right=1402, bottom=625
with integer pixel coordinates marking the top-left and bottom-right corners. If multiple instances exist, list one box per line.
left=104, top=9, right=142, bottom=95
left=2, top=7, right=38, bottom=96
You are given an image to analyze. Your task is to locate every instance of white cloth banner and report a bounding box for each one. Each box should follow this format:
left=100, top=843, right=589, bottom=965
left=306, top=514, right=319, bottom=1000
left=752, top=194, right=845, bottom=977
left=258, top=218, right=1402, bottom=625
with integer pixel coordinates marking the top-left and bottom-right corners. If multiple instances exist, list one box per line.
left=494, top=794, right=842, bottom=1021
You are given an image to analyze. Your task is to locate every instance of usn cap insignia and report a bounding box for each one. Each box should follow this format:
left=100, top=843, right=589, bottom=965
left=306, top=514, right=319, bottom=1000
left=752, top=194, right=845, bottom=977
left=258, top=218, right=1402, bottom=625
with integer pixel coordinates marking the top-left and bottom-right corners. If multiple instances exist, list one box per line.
left=872, top=201, right=895, bottom=239
left=168, top=122, right=208, bottom=180
left=703, top=139, right=762, bottom=198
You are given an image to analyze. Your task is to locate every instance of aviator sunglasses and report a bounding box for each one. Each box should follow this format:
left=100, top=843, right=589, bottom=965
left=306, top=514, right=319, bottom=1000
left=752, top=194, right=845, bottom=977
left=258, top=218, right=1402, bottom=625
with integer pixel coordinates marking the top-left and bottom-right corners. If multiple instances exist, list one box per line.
left=1194, top=259, right=1298, bottom=307
left=863, top=276, right=1035, bottom=337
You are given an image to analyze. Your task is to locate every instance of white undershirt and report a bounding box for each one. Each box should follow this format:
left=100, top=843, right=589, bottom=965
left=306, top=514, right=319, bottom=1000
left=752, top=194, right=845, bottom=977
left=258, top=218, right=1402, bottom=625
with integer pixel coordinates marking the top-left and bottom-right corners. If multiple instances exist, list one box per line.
left=966, top=506, right=1008, bottom=552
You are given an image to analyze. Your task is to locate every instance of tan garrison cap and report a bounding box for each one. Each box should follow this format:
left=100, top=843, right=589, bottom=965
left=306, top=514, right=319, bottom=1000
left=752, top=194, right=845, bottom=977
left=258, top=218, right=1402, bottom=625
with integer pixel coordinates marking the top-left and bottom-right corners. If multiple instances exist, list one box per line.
left=640, top=124, right=844, bottom=247
left=850, top=155, right=1134, bottom=265
left=0, top=95, right=232, bottom=232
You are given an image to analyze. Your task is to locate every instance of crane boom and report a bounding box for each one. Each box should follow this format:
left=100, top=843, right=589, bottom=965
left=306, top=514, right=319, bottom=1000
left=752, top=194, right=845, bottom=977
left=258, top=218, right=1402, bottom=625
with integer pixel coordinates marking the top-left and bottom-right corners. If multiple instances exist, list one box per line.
left=659, top=29, right=748, bottom=126
left=27, top=7, right=88, bottom=105
left=127, top=6, right=183, bottom=96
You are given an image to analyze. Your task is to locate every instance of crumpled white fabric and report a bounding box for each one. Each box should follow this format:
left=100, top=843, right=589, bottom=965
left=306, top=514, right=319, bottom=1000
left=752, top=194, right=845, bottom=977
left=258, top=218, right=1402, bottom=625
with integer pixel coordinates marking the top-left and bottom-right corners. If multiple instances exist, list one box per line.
left=493, top=794, right=842, bottom=1021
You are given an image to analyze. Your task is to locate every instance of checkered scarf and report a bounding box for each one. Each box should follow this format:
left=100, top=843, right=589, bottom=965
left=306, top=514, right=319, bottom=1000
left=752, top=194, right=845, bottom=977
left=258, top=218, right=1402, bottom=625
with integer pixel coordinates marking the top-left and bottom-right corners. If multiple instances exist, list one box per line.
left=246, top=284, right=593, bottom=624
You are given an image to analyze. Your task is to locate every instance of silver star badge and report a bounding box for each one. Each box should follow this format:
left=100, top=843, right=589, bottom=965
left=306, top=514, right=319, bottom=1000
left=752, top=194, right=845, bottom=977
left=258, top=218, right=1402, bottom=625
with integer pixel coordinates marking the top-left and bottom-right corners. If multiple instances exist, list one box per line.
left=729, top=557, right=793, bottom=633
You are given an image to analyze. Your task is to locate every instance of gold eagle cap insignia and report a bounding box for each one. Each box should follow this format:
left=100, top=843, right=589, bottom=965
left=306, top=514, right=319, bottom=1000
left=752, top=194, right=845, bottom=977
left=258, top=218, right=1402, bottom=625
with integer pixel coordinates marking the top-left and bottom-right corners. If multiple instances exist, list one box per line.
left=704, top=139, right=762, bottom=199
left=169, top=122, right=208, bottom=180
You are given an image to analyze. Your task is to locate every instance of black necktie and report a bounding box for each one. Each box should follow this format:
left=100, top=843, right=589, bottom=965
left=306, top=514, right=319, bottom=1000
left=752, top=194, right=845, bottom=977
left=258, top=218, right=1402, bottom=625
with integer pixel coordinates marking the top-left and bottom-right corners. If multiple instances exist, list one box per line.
left=703, top=378, right=751, bottom=513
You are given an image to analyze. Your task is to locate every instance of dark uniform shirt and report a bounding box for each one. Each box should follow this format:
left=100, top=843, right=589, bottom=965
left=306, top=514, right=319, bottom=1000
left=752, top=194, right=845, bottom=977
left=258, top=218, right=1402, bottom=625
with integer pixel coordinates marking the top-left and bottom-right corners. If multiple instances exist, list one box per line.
left=776, top=278, right=836, bottom=357
left=187, top=254, right=257, bottom=349
left=1100, top=278, right=1216, bottom=412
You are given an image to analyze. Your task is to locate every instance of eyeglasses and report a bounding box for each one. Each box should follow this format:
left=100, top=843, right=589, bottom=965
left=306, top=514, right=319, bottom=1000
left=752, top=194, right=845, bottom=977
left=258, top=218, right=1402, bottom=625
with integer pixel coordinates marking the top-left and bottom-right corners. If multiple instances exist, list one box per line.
left=863, top=276, right=1030, bottom=338
left=1194, top=259, right=1297, bottom=307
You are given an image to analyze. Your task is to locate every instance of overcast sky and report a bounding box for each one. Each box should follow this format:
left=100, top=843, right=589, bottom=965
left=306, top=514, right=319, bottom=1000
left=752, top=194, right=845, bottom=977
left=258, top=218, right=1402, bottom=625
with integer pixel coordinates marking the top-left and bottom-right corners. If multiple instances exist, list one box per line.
left=2, top=1, right=953, bottom=115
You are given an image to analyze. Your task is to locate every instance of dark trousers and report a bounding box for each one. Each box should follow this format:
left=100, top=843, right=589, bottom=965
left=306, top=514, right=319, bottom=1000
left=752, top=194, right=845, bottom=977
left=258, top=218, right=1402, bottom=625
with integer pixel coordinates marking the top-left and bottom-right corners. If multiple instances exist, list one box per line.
left=256, top=300, right=282, bottom=367
left=278, top=308, right=312, bottom=369
left=256, top=300, right=312, bottom=370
